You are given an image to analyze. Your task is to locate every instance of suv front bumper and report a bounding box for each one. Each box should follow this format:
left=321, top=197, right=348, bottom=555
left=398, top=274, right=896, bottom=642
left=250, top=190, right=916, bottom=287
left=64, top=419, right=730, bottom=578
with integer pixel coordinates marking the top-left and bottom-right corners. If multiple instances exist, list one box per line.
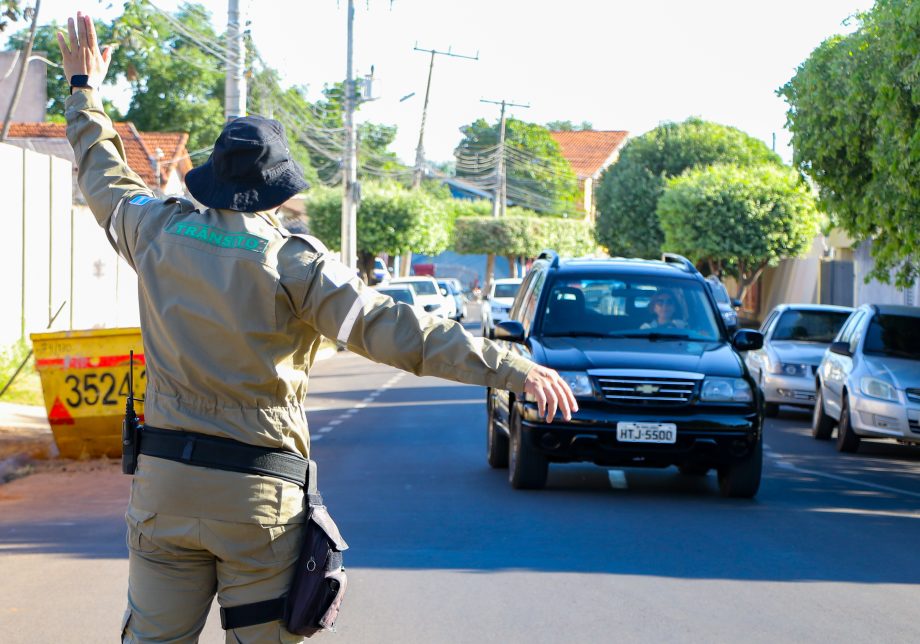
left=518, top=402, right=761, bottom=468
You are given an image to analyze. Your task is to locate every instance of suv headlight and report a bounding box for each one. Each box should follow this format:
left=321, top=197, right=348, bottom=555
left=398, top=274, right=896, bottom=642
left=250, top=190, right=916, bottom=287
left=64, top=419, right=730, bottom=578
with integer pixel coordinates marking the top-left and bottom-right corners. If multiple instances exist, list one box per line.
left=558, top=371, right=593, bottom=398
left=780, top=363, right=808, bottom=377
left=860, top=376, right=899, bottom=402
left=701, top=377, right=753, bottom=402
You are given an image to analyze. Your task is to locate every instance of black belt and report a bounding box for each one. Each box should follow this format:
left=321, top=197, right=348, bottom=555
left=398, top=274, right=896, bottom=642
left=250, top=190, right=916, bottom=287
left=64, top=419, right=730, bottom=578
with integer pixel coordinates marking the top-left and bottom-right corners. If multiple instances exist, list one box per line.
left=139, top=426, right=309, bottom=487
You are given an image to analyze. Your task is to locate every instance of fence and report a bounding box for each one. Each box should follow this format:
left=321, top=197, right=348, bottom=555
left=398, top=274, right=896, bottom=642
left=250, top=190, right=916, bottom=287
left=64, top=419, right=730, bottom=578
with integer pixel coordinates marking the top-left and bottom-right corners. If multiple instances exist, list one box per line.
left=0, top=142, right=140, bottom=348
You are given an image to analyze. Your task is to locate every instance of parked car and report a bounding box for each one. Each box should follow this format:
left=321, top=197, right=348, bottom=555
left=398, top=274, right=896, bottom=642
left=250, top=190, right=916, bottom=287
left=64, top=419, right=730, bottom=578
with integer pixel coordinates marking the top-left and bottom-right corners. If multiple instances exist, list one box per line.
left=390, top=276, right=455, bottom=319
left=812, top=304, right=920, bottom=452
left=372, top=257, right=391, bottom=285
left=437, top=278, right=467, bottom=321
left=481, top=278, right=523, bottom=338
left=486, top=251, right=765, bottom=497
left=746, top=303, right=853, bottom=416
left=704, top=275, right=741, bottom=332
left=376, top=285, right=428, bottom=315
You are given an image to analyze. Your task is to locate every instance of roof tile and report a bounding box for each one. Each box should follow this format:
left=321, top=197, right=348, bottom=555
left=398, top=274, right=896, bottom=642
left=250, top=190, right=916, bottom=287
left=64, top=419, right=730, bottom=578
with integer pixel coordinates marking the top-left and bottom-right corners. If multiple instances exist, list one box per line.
left=550, top=130, right=629, bottom=179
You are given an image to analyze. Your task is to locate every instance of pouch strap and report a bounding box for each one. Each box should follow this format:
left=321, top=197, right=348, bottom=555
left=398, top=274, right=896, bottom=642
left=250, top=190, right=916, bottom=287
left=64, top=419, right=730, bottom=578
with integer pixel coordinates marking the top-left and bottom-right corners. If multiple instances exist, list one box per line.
left=220, top=597, right=285, bottom=630
left=140, top=426, right=308, bottom=486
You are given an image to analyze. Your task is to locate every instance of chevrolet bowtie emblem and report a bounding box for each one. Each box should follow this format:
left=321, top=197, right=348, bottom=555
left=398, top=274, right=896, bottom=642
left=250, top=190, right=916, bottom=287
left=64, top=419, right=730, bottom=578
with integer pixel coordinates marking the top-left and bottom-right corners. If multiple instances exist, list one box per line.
left=635, top=384, right=660, bottom=394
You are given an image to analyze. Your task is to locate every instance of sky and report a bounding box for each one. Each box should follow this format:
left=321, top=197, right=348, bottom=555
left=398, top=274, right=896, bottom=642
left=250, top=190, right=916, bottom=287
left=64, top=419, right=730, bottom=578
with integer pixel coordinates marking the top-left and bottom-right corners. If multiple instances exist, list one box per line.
left=2, top=0, right=876, bottom=165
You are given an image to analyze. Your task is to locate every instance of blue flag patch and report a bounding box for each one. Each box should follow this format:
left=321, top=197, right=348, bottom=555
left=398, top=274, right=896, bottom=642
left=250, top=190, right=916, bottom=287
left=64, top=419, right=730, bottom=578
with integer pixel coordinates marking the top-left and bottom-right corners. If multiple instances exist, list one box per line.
left=129, top=194, right=154, bottom=206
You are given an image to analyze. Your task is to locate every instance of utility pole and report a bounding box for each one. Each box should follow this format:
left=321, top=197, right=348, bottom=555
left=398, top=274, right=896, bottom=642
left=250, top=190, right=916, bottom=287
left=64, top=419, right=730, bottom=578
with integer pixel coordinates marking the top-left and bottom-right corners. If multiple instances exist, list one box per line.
left=1, top=0, right=41, bottom=142
left=480, top=98, right=529, bottom=217
left=411, top=44, right=478, bottom=189
left=341, top=0, right=358, bottom=271
left=224, top=0, right=247, bottom=121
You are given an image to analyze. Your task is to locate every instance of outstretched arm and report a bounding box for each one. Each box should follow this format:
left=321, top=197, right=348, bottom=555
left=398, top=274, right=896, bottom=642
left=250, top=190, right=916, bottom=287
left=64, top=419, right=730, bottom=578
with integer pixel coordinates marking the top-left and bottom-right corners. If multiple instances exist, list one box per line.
left=59, top=12, right=153, bottom=263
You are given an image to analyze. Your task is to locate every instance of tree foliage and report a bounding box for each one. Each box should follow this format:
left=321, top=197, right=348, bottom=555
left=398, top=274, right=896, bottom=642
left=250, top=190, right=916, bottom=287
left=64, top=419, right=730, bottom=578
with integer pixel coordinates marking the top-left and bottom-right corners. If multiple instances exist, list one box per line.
left=595, top=118, right=783, bottom=258
left=658, top=163, right=820, bottom=298
left=545, top=120, right=593, bottom=131
left=454, top=214, right=595, bottom=258
left=454, top=118, right=579, bottom=215
left=779, top=0, right=920, bottom=287
left=306, top=182, right=451, bottom=279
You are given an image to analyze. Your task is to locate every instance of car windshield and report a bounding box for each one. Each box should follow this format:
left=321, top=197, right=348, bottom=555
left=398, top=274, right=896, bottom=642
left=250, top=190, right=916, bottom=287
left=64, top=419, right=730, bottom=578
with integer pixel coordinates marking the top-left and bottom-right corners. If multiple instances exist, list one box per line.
left=707, top=280, right=730, bottom=304
left=379, top=288, right=414, bottom=305
left=863, top=314, right=920, bottom=361
left=438, top=281, right=457, bottom=294
left=772, top=310, right=851, bottom=343
left=539, top=275, right=721, bottom=340
left=493, top=283, right=520, bottom=298
left=404, top=280, right=437, bottom=295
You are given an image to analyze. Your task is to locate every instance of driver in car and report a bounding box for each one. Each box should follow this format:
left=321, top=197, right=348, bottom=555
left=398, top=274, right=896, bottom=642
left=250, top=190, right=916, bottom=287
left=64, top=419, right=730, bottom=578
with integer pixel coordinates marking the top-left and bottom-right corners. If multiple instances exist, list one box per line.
left=642, top=290, right=688, bottom=330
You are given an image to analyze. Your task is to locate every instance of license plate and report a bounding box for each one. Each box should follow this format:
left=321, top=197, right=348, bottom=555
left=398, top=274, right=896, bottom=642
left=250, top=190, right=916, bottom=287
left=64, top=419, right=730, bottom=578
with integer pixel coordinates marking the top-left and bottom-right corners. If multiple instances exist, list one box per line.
left=616, top=422, right=677, bottom=443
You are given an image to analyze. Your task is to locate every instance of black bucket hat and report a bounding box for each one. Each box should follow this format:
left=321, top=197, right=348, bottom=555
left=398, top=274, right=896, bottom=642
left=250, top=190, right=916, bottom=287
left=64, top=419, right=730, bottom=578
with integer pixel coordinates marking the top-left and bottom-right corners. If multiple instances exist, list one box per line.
left=184, top=116, right=310, bottom=212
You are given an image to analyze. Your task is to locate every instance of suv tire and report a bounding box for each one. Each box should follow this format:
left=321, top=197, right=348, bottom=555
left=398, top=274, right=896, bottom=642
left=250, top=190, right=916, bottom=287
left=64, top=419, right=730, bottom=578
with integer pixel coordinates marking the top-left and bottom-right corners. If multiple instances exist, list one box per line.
left=717, top=436, right=762, bottom=498
left=486, top=389, right=509, bottom=468
left=764, top=402, right=779, bottom=418
left=508, top=405, right=548, bottom=490
left=811, top=387, right=835, bottom=440
left=836, top=395, right=861, bottom=453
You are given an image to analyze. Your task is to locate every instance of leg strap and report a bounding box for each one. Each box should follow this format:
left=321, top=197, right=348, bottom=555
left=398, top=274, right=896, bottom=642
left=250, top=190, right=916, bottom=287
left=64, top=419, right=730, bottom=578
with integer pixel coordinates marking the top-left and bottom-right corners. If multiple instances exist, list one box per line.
left=220, top=597, right=286, bottom=630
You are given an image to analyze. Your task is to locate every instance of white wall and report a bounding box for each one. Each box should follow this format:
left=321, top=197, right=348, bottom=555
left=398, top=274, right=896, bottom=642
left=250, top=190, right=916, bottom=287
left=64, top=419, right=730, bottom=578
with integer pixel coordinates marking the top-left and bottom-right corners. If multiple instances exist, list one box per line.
left=854, top=241, right=920, bottom=307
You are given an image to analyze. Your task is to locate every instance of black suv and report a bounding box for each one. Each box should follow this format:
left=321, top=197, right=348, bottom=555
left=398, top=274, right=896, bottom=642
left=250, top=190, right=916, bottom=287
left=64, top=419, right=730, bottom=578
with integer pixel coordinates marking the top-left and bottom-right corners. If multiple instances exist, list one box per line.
left=486, top=252, right=765, bottom=497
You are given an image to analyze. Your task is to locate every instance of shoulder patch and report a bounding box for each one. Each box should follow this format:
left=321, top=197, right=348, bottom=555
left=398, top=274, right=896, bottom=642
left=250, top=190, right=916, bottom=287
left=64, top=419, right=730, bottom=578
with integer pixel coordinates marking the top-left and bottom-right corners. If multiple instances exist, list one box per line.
left=129, top=194, right=154, bottom=206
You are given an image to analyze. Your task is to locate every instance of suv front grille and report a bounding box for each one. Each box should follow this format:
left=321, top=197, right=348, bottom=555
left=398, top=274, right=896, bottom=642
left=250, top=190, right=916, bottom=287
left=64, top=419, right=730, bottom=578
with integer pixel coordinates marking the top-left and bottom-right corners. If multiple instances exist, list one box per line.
left=907, top=389, right=920, bottom=404
left=596, top=376, right=697, bottom=406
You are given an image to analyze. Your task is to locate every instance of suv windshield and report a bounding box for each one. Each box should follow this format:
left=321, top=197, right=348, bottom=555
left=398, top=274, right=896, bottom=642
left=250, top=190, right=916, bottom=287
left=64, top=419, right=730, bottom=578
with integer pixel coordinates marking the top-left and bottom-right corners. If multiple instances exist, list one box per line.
left=773, top=310, right=850, bottom=343
left=404, top=280, right=437, bottom=295
left=540, top=275, right=721, bottom=340
left=379, top=288, right=414, bottom=305
left=864, top=314, right=920, bottom=361
left=493, top=283, right=520, bottom=299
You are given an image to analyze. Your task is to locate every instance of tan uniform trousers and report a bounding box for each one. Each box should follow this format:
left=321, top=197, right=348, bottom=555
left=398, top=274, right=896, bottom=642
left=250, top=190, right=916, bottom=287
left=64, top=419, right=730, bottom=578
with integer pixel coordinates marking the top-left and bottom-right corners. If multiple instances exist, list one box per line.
left=122, top=507, right=304, bottom=643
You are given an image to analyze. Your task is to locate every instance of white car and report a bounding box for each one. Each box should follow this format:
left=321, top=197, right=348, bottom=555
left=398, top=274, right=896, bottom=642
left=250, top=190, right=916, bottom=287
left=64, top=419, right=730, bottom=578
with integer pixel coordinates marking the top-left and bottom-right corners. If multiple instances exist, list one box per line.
left=376, top=285, right=426, bottom=315
left=390, top=276, right=455, bottom=318
left=746, top=304, right=853, bottom=416
left=481, top=278, right=523, bottom=338
left=813, top=304, right=920, bottom=452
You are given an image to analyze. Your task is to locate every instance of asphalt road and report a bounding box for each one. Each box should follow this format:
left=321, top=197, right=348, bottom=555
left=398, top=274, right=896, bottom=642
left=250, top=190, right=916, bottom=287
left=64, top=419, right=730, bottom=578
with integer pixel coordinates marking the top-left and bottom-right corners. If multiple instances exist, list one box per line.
left=2, top=316, right=919, bottom=643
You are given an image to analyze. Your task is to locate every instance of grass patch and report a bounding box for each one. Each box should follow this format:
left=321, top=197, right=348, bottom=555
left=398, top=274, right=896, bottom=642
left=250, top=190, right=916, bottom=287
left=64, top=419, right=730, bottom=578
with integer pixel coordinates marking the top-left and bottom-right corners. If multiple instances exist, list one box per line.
left=0, top=340, right=45, bottom=407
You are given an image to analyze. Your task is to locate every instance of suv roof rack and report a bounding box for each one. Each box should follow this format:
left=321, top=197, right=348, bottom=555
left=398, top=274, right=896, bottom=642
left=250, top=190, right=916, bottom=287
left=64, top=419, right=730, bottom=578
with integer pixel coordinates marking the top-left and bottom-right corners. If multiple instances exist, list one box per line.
left=537, top=249, right=560, bottom=268
left=661, top=253, right=699, bottom=274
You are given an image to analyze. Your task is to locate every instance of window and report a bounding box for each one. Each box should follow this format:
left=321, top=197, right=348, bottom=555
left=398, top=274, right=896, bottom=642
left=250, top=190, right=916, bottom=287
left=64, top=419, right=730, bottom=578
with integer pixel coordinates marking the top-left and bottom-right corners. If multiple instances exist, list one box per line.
left=863, top=314, right=920, bottom=361
left=521, top=272, right=546, bottom=335
left=836, top=311, right=863, bottom=345
left=771, top=310, right=852, bottom=343
left=493, top=282, right=521, bottom=299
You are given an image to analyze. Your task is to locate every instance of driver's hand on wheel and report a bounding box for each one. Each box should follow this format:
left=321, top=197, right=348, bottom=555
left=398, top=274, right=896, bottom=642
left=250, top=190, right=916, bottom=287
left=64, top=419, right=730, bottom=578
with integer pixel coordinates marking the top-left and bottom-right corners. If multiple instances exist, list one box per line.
left=523, top=365, right=578, bottom=423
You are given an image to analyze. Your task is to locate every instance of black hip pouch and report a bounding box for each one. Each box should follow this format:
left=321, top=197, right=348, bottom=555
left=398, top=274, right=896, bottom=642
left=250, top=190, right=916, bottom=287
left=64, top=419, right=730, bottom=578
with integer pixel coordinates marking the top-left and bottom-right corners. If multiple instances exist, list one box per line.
left=285, top=500, right=349, bottom=636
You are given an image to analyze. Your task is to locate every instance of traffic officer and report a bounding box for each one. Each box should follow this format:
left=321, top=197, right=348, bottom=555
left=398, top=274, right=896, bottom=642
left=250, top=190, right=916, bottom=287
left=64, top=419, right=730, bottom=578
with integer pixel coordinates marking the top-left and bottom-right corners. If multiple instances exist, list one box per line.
left=59, top=13, right=575, bottom=643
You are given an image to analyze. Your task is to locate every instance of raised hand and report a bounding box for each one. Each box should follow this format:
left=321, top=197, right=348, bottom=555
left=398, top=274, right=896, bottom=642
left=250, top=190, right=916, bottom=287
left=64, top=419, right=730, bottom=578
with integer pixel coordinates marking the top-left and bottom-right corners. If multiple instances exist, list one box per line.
left=56, top=12, right=113, bottom=89
left=522, top=365, right=578, bottom=423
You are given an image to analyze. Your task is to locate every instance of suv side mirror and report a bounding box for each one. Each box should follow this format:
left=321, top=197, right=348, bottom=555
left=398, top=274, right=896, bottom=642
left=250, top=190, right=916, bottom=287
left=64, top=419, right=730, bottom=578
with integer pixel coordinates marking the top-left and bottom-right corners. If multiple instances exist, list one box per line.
left=732, top=329, right=763, bottom=352
left=829, top=341, right=852, bottom=357
left=493, top=320, right=526, bottom=343
left=731, top=298, right=742, bottom=309
left=424, top=303, right=440, bottom=313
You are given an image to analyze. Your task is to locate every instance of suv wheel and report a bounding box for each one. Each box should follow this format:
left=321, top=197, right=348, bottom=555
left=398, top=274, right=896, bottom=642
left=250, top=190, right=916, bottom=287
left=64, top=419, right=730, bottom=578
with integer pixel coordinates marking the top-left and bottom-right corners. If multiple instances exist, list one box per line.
left=811, top=387, right=835, bottom=440
left=508, top=405, right=548, bottom=489
left=836, top=395, right=861, bottom=453
left=764, top=402, right=779, bottom=418
left=486, top=389, right=509, bottom=468
left=717, top=436, right=762, bottom=498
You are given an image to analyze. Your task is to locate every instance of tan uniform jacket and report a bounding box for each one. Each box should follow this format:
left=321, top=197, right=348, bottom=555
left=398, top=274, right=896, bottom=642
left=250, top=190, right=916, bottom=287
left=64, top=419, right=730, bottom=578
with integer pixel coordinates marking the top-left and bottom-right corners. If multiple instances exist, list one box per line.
left=64, top=89, right=534, bottom=525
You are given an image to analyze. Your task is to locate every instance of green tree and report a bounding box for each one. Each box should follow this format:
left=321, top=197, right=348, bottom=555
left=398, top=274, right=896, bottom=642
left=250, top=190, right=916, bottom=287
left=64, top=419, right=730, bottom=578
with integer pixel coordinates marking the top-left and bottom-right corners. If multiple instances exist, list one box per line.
left=454, top=117, right=579, bottom=215
left=595, top=118, right=783, bottom=258
left=779, top=0, right=920, bottom=287
left=306, top=182, right=451, bottom=281
left=545, top=120, right=594, bottom=131
left=657, top=163, right=820, bottom=299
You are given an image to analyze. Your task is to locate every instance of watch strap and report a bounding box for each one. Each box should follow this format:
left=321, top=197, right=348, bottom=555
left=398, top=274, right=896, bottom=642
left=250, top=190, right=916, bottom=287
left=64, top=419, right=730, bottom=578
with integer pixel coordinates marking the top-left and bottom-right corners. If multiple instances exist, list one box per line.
left=69, top=74, right=91, bottom=94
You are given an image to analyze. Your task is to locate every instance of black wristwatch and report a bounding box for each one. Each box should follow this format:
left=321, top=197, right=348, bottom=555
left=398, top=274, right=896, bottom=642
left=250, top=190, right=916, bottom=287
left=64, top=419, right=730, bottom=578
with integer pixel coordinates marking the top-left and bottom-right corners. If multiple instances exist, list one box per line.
left=69, top=74, right=91, bottom=93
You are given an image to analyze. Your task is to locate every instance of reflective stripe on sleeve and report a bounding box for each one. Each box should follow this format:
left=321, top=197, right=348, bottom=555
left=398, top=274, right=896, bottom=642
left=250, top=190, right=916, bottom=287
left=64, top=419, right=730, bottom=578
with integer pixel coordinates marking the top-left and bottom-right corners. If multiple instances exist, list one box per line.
left=336, top=288, right=375, bottom=344
left=109, top=196, right=127, bottom=244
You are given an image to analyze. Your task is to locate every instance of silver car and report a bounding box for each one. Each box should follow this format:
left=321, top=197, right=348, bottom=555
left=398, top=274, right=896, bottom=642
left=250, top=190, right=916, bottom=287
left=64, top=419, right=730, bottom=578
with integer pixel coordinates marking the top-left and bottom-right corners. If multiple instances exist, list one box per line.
left=747, top=304, right=853, bottom=416
left=813, top=304, right=920, bottom=452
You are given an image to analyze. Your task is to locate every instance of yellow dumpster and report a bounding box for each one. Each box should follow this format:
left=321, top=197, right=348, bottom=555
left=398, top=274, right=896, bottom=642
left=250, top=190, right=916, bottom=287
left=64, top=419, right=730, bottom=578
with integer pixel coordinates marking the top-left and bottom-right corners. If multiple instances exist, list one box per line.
left=30, top=328, right=146, bottom=459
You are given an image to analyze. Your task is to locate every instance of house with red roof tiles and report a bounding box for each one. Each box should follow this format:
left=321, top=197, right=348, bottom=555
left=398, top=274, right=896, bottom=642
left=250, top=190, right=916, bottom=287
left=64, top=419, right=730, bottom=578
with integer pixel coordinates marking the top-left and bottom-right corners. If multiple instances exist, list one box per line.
left=549, top=130, right=628, bottom=220
left=1, top=121, right=193, bottom=200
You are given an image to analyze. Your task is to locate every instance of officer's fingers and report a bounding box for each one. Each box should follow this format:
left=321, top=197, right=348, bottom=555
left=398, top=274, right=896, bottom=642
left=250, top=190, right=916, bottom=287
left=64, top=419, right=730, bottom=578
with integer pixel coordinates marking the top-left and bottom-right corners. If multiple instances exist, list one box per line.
left=559, top=376, right=578, bottom=415
left=101, top=45, right=113, bottom=65
left=544, top=385, right=559, bottom=424
left=56, top=31, right=71, bottom=56
left=533, top=386, right=547, bottom=420
left=67, top=17, right=78, bottom=50
left=84, top=15, right=98, bottom=51
left=76, top=12, right=88, bottom=48
left=552, top=379, right=573, bottom=421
